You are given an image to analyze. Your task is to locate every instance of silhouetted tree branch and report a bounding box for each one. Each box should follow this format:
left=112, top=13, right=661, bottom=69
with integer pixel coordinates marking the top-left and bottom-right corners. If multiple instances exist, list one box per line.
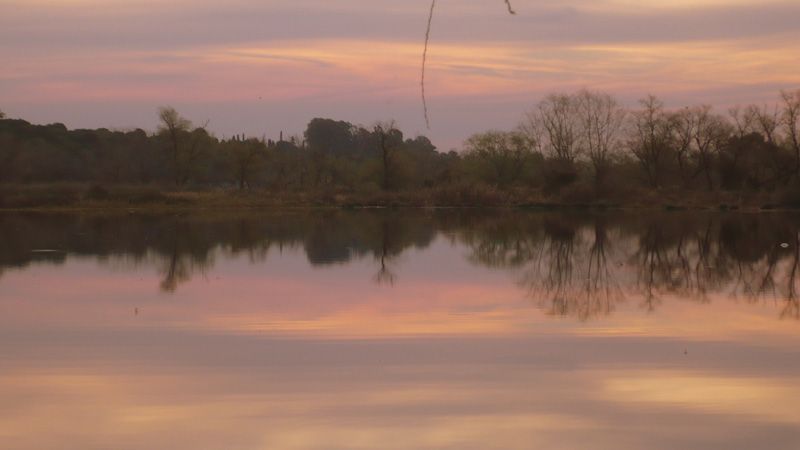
left=421, top=1, right=516, bottom=128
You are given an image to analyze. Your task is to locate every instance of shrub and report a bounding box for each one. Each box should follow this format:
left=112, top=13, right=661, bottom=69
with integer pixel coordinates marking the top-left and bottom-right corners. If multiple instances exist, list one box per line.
left=542, top=159, right=578, bottom=194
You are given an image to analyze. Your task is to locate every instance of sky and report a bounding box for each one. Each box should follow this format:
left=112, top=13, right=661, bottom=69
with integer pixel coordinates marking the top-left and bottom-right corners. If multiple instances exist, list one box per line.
left=2, top=0, right=800, bottom=150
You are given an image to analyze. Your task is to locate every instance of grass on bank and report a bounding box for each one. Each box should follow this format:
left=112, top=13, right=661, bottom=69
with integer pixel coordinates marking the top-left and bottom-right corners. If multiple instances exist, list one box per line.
left=1, top=182, right=799, bottom=211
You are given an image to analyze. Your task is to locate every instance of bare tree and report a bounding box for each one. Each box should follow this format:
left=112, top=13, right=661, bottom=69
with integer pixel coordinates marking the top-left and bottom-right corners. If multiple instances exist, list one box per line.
left=575, top=89, right=626, bottom=186
left=729, top=105, right=757, bottom=138
left=780, top=89, right=800, bottom=175
left=532, top=93, right=581, bottom=163
left=630, top=95, right=673, bottom=188
left=373, top=120, right=402, bottom=191
left=670, top=105, right=731, bottom=190
left=671, top=107, right=696, bottom=186
left=691, top=105, right=731, bottom=190
left=751, top=103, right=781, bottom=145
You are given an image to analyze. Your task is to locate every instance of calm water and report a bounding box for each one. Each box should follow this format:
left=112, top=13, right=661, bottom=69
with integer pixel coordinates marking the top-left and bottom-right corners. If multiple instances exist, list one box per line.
left=0, top=210, right=798, bottom=449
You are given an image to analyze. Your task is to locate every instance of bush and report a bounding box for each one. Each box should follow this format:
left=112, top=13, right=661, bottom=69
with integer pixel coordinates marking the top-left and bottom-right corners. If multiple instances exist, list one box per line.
left=542, top=159, right=578, bottom=194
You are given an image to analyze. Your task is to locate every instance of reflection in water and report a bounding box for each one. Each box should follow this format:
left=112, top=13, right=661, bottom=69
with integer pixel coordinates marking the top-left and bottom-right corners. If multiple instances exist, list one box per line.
left=462, top=212, right=799, bottom=321
left=0, top=210, right=798, bottom=319
left=1, top=210, right=800, bottom=450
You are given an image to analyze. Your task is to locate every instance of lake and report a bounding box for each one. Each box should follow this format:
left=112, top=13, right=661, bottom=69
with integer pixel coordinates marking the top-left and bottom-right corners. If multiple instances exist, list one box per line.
left=0, top=210, right=798, bottom=449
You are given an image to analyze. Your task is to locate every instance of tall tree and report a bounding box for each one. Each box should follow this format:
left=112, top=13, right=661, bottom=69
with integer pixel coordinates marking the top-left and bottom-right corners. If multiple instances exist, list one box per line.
left=780, top=89, right=800, bottom=176
left=729, top=105, right=757, bottom=138
left=691, top=105, right=731, bottom=190
left=575, top=89, right=626, bottom=186
left=157, top=106, right=208, bottom=186
left=630, top=95, right=673, bottom=188
left=373, top=121, right=403, bottom=191
left=671, top=108, right=696, bottom=186
left=530, top=93, right=581, bottom=163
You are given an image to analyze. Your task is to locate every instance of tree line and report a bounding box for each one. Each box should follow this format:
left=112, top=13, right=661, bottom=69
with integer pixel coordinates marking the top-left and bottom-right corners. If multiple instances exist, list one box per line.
left=462, top=89, right=800, bottom=199
left=0, top=90, right=799, bottom=204
left=0, top=107, right=451, bottom=192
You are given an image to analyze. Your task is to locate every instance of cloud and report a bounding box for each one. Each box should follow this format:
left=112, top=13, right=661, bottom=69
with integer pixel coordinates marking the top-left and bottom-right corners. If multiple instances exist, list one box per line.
left=2, top=0, right=799, bottom=147
left=3, top=0, right=800, bottom=51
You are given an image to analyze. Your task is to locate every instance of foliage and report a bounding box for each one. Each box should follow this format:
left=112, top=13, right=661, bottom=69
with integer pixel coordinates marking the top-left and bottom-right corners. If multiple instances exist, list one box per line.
left=2, top=90, right=800, bottom=207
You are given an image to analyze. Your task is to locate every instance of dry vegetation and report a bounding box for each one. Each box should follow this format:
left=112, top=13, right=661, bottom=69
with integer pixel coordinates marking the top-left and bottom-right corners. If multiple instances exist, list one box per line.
left=1, top=89, right=800, bottom=211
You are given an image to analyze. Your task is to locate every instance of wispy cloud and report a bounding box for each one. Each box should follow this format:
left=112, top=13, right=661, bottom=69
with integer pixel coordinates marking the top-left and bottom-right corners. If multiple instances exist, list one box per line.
left=2, top=0, right=799, bottom=147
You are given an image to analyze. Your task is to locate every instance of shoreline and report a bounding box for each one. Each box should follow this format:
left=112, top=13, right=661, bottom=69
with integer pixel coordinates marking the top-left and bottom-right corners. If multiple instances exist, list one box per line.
left=1, top=183, right=798, bottom=213
left=1, top=199, right=796, bottom=214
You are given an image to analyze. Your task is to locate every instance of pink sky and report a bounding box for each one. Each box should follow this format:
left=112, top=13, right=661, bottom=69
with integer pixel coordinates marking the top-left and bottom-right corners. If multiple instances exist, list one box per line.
left=2, top=0, right=800, bottom=149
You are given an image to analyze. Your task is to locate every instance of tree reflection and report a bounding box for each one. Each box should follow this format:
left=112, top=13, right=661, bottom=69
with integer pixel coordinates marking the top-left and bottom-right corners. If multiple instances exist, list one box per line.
left=582, top=219, right=623, bottom=318
left=780, top=230, right=799, bottom=319
left=0, top=210, right=437, bottom=292
left=491, top=216, right=624, bottom=320
left=158, top=222, right=215, bottom=292
left=459, top=211, right=800, bottom=320
left=0, top=210, right=798, bottom=321
left=373, top=226, right=397, bottom=286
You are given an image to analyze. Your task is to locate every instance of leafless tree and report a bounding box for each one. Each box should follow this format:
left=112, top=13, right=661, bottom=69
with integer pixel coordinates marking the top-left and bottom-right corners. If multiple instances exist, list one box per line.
left=373, top=120, right=402, bottom=191
left=692, top=105, right=732, bottom=190
left=630, top=95, right=673, bottom=188
left=729, top=105, right=757, bottom=138
left=749, top=104, right=781, bottom=145
left=670, top=105, right=732, bottom=190
left=530, top=93, right=581, bottom=163
left=671, top=107, right=696, bottom=186
left=575, top=90, right=626, bottom=186
left=780, top=89, right=800, bottom=175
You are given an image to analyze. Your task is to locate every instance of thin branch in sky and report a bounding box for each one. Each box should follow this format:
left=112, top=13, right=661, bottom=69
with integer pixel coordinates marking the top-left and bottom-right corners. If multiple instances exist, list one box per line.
left=421, top=0, right=516, bottom=129
left=421, top=0, right=436, bottom=129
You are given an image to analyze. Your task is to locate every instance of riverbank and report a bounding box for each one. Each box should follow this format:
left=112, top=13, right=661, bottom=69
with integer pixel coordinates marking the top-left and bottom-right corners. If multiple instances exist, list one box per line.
left=0, top=183, right=798, bottom=212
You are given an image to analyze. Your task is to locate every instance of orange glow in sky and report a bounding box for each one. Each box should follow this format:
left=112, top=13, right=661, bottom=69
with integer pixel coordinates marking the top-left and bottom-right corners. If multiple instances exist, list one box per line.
left=2, top=0, right=799, bottom=149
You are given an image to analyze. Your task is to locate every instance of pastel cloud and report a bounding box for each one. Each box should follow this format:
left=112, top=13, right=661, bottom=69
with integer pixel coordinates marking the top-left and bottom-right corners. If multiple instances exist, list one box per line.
left=2, top=0, right=799, bottom=148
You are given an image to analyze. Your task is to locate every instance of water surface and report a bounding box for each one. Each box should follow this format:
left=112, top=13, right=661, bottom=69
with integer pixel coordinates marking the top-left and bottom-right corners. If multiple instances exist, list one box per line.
left=0, top=210, right=798, bottom=449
